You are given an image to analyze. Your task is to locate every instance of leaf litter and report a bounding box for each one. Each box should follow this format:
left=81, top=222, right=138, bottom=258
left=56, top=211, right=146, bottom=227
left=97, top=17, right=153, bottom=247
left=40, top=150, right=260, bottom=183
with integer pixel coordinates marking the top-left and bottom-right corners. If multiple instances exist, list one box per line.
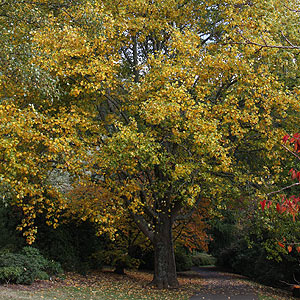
left=0, top=268, right=294, bottom=300
left=0, top=268, right=202, bottom=300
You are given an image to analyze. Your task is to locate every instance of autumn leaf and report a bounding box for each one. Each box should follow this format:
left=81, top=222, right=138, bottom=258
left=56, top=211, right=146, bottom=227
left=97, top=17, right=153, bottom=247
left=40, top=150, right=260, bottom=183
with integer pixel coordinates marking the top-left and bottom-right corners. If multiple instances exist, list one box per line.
left=282, top=135, right=290, bottom=143
left=260, top=200, right=267, bottom=211
left=276, top=203, right=282, bottom=213
left=2, top=0, right=300, bottom=287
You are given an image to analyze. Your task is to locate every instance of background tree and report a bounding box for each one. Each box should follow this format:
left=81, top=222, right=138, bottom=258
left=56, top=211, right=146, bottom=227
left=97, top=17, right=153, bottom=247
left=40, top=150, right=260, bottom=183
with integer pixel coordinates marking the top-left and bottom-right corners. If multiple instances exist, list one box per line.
left=0, top=0, right=94, bottom=242
left=229, top=0, right=300, bottom=245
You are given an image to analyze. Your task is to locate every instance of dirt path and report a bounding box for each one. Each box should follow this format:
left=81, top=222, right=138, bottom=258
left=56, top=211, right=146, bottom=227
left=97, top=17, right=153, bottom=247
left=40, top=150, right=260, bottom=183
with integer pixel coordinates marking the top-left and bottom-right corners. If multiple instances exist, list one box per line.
left=189, top=266, right=269, bottom=300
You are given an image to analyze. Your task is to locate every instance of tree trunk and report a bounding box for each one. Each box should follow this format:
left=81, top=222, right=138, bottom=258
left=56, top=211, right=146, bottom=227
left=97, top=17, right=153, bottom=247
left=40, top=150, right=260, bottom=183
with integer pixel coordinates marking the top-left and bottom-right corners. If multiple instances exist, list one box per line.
left=114, top=265, right=125, bottom=275
left=151, top=214, right=179, bottom=289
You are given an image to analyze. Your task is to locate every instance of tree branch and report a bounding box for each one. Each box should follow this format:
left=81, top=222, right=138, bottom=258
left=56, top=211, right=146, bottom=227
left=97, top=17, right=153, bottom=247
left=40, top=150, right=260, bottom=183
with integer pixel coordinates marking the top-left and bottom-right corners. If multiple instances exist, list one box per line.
left=267, top=182, right=300, bottom=196
left=236, top=30, right=300, bottom=50
left=175, top=195, right=202, bottom=221
left=130, top=211, right=154, bottom=243
left=103, top=93, right=130, bottom=124
left=123, top=197, right=154, bottom=243
left=132, top=35, right=139, bottom=82
left=283, top=4, right=300, bottom=13
left=281, top=31, right=296, bottom=48
left=83, top=74, right=129, bottom=124
left=121, top=47, right=133, bottom=66
left=281, top=144, right=300, bottom=161
left=214, top=78, right=238, bottom=101
left=138, top=186, right=158, bottom=219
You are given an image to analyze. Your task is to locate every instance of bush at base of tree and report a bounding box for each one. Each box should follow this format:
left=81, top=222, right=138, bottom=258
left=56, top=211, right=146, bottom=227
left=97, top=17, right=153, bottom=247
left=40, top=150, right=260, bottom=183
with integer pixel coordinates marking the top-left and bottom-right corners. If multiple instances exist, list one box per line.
left=0, top=247, right=62, bottom=285
left=91, top=249, right=140, bottom=275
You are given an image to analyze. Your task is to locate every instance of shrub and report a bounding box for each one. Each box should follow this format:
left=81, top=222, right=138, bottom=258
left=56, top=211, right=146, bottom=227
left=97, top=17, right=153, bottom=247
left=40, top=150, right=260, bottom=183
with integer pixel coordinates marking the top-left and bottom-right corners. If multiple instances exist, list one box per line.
left=0, top=247, right=62, bottom=284
left=0, top=266, right=23, bottom=284
left=90, top=251, right=106, bottom=270
left=175, top=247, right=193, bottom=272
left=139, top=249, right=154, bottom=270
left=45, top=259, right=64, bottom=276
left=35, top=221, right=106, bottom=272
left=91, top=249, right=140, bottom=274
left=214, top=237, right=300, bottom=286
left=192, top=252, right=216, bottom=267
left=0, top=200, right=25, bottom=252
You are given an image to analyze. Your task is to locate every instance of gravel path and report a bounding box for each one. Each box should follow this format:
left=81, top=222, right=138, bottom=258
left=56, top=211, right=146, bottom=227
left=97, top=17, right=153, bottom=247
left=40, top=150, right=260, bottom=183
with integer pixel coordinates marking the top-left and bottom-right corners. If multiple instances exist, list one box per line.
left=190, top=266, right=258, bottom=300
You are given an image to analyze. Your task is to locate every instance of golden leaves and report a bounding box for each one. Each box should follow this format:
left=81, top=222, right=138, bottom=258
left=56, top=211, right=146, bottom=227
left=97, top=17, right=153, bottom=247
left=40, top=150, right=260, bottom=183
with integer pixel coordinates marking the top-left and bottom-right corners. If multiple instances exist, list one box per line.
left=2, top=0, right=299, bottom=245
left=0, top=100, right=95, bottom=242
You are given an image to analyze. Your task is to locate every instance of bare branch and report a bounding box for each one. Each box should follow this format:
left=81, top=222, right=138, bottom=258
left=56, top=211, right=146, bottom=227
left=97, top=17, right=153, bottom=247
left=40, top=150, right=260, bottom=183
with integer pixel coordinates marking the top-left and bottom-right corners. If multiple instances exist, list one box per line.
left=132, top=35, right=140, bottom=82
left=175, top=195, right=202, bottom=221
left=283, top=4, right=300, bottom=13
left=138, top=185, right=158, bottom=219
left=267, top=182, right=300, bottom=196
left=121, top=48, right=133, bottom=66
left=281, top=31, right=296, bottom=48
left=236, top=30, right=300, bottom=50
left=122, top=195, right=154, bottom=243
left=281, top=144, right=300, bottom=161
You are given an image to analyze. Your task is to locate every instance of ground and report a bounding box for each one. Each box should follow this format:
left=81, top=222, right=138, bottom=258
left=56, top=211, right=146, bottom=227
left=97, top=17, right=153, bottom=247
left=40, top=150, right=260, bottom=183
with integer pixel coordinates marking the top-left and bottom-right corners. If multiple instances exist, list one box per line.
left=0, top=269, right=200, bottom=300
left=0, top=267, right=295, bottom=300
left=190, top=266, right=293, bottom=300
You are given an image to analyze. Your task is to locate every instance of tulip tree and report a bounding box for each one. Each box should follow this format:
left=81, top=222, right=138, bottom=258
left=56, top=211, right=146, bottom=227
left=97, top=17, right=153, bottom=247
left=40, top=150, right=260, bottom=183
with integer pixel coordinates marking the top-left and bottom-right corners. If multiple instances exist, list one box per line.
left=1, top=0, right=299, bottom=288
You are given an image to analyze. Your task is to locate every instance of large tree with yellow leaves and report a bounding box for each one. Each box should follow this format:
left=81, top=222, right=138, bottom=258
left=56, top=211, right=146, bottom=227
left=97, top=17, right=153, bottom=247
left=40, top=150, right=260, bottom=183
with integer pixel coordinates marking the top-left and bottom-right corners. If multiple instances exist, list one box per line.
left=1, top=0, right=299, bottom=288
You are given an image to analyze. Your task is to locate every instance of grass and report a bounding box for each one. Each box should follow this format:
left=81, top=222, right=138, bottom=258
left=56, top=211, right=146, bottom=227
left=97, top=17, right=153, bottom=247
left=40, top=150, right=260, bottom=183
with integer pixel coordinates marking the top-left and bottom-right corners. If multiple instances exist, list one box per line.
left=0, top=268, right=295, bottom=300
left=258, top=292, right=295, bottom=300
left=0, top=269, right=201, bottom=300
left=258, top=296, right=289, bottom=300
left=253, top=281, right=294, bottom=300
left=0, top=285, right=185, bottom=300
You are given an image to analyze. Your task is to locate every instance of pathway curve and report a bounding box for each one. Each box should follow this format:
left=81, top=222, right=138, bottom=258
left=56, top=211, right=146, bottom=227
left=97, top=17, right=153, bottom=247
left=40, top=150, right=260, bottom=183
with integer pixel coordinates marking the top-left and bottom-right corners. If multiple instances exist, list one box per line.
left=190, top=266, right=258, bottom=300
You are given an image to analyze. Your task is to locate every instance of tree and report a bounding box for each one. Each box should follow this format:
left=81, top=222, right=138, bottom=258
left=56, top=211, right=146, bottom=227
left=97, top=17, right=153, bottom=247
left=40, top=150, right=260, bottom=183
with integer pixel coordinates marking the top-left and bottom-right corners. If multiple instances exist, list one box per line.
left=2, top=0, right=299, bottom=288
left=174, top=198, right=210, bottom=253
left=260, top=133, right=300, bottom=253
left=232, top=1, right=300, bottom=250
left=0, top=0, right=94, bottom=243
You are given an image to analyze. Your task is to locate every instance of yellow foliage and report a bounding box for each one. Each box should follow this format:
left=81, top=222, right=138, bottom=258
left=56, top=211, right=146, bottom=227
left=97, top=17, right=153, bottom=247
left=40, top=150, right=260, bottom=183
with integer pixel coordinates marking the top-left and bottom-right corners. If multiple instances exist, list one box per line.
left=1, top=0, right=299, bottom=245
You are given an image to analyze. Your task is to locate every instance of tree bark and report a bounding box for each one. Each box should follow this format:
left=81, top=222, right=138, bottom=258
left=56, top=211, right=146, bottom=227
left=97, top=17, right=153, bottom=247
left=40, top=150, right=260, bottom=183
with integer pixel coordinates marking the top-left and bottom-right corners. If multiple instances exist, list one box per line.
left=151, top=214, right=179, bottom=289
left=114, top=265, right=125, bottom=275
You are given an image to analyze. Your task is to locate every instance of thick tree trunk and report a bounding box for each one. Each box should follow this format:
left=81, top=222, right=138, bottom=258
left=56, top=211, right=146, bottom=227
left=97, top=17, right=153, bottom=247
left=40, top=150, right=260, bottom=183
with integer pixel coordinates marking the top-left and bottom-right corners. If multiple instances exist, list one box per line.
left=114, top=265, right=125, bottom=275
left=151, top=214, right=179, bottom=289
